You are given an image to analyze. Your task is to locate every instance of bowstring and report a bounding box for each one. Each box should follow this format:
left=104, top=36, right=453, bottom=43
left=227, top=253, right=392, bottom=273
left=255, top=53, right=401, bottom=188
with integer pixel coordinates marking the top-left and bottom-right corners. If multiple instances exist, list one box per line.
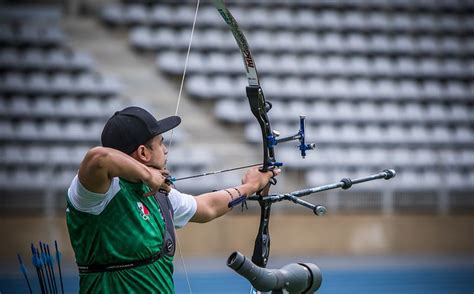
left=166, top=1, right=201, bottom=293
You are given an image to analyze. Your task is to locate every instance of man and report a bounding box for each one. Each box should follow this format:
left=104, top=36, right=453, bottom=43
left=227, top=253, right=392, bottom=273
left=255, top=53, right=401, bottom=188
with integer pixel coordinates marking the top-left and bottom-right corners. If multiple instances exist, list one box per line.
left=66, top=106, right=278, bottom=293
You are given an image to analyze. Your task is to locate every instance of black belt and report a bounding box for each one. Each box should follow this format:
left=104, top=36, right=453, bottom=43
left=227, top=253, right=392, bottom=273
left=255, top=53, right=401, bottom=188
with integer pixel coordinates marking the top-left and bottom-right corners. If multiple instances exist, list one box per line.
left=78, top=250, right=163, bottom=274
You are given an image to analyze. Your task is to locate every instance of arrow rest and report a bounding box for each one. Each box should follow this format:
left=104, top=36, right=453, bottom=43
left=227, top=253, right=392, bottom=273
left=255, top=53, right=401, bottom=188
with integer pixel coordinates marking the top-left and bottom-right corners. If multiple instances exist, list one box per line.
left=264, top=101, right=272, bottom=112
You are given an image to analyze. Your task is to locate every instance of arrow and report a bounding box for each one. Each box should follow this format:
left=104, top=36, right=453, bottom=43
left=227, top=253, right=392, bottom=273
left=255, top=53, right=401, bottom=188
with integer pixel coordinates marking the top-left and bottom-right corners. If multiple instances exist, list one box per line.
left=17, top=253, right=33, bottom=294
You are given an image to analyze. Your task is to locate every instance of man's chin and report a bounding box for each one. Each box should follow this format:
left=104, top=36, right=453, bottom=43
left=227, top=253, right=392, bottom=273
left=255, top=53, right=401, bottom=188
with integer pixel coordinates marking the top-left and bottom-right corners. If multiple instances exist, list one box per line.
left=146, top=163, right=165, bottom=170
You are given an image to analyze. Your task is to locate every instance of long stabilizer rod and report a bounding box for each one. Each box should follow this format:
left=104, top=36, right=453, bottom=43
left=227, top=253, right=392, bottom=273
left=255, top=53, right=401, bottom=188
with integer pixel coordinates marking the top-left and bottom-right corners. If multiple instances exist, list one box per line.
left=248, top=169, right=396, bottom=215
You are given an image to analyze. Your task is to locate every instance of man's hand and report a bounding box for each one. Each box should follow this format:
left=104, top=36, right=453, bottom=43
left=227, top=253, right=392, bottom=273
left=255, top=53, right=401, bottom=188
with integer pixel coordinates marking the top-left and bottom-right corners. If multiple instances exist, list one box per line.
left=143, top=168, right=172, bottom=197
left=241, top=166, right=281, bottom=195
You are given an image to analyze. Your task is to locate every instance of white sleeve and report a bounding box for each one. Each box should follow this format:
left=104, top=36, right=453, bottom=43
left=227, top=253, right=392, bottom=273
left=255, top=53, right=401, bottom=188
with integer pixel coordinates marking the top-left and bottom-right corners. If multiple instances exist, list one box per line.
left=67, top=174, right=121, bottom=215
left=168, top=188, right=197, bottom=229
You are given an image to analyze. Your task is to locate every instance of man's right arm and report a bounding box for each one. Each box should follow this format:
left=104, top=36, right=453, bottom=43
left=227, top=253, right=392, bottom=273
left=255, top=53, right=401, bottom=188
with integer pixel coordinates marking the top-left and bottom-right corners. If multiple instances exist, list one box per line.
left=78, top=147, right=159, bottom=194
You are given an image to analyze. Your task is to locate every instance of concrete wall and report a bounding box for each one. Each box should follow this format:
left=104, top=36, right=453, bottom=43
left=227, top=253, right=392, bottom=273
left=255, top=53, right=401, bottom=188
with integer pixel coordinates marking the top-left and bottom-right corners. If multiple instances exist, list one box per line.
left=2, top=213, right=473, bottom=267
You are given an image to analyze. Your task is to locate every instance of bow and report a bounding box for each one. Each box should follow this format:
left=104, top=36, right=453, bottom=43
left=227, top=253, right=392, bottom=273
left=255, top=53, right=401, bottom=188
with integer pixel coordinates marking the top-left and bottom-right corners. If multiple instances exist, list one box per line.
left=212, top=0, right=315, bottom=271
left=171, top=1, right=396, bottom=293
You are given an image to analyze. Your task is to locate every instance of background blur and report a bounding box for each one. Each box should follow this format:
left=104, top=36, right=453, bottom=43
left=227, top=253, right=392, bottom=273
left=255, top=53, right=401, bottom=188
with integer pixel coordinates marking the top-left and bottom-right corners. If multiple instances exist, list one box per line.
left=0, top=0, right=473, bottom=293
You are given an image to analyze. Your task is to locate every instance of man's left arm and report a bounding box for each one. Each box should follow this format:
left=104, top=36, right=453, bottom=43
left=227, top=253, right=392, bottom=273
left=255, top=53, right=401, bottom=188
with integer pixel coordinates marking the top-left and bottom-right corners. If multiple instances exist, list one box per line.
left=190, top=166, right=280, bottom=223
left=190, top=183, right=257, bottom=223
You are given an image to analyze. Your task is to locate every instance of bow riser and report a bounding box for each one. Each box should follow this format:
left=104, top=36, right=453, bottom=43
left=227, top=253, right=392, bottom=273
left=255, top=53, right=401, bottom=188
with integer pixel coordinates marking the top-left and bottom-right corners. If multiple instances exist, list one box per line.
left=246, top=86, right=276, bottom=172
left=252, top=200, right=272, bottom=267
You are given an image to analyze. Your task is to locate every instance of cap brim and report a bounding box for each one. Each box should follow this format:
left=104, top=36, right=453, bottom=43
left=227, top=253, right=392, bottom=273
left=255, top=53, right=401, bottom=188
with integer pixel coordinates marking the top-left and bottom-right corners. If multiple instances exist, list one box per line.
left=154, top=115, right=181, bottom=135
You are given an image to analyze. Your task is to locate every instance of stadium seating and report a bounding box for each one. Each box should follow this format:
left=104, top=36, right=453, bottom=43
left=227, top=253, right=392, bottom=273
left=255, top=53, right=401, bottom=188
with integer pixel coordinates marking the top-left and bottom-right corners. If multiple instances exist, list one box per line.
left=0, top=5, right=219, bottom=213
left=96, top=0, right=474, bottom=213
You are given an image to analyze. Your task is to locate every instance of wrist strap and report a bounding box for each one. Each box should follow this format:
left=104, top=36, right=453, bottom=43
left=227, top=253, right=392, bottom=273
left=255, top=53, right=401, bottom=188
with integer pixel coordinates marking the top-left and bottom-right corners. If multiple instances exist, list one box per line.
left=228, top=195, right=246, bottom=208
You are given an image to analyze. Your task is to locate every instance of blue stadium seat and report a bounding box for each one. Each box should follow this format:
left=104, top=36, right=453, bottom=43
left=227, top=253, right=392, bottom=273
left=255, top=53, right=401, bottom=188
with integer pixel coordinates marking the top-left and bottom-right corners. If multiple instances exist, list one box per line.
left=450, top=103, right=470, bottom=121
left=1, top=72, right=25, bottom=94
left=298, top=32, right=319, bottom=52
left=24, top=145, right=48, bottom=165
left=430, top=126, right=452, bottom=144
left=0, top=47, right=18, bottom=68
left=294, top=10, right=317, bottom=29
left=442, top=59, right=465, bottom=78
left=75, top=74, right=97, bottom=95
left=345, top=11, right=367, bottom=31
left=393, top=35, right=415, bottom=54
left=53, top=167, right=77, bottom=189
left=392, top=14, right=414, bottom=32
left=186, top=75, right=210, bottom=99
left=23, top=49, right=44, bottom=70
left=398, top=80, right=419, bottom=99
left=50, top=73, right=73, bottom=94
left=174, top=5, right=197, bottom=26
left=0, top=120, right=14, bottom=140
left=418, top=58, right=440, bottom=77
left=318, top=10, right=341, bottom=30
left=241, top=8, right=266, bottom=28
left=16, top=120, right=39, bottom=141
left=350, top=56, right=371, bottom=76
left=322, top=33, right=345, bottom=53
left=347, top=34, right=368, bottom=53
left=369, top=34, right=390, bottom=54
left=279, top=54, right=299, bottom=75
left=0, top=24, right=14, bottom=44
left=453, top=126, right=474, bottom=144
left=9, top=168, right=47, bottom=189
left=368, top=12, right=390, bottom=32
left=156, top=51, right=183, bottom=75
left=80, top=97, right=104, bottom=117
left=0, top=145, right=24, bottom=165
left=446, top=171, right=466, bottom=188
left=49, top=146, right=72, bottom=165
left=70, top=51, right=94, bottom=70
left=351, top=79, right=374, bottom=100
left=149, top=5, right=171, bottom=26
left=96, top=75, right=121, bottom=96
left=100, top=4, right=124, bottom=26
left=62, top=121, right=87, bottom=141
left=395, top=57, right=417, bottom=77
left=129, top=27, right=153, bottom=50
left=70, top=145, right=89, bottom=164
left=403, top=103, right=424, bottom=121
left=325, top=56, right=346, bottom=76
left=445, top=81, right=469, bottom=100
left=125, top=4, right=148, bottom=25
left=29, top=72, right=50, bottom=94
left=33, top=96, right=56, bottom=116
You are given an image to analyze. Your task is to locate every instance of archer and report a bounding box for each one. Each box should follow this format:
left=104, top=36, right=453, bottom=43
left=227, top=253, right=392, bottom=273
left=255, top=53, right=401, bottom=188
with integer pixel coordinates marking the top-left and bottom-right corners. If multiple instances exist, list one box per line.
left=65, top=106, right=280, bottom=293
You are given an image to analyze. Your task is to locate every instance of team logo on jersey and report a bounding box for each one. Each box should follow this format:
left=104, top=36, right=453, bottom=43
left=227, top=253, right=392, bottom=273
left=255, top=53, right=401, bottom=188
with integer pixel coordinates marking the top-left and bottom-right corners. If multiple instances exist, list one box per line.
left=137, top=202, right=150, bottom=221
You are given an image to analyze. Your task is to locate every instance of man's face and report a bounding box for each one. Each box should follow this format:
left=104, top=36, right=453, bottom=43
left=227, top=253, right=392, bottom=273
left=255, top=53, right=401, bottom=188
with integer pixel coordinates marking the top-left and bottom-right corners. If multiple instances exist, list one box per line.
left=144, top=135, right=168, bottom=170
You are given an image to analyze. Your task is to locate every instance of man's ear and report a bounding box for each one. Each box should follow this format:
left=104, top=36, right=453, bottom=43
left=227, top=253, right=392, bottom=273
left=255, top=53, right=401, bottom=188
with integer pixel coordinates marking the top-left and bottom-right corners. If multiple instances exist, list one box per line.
left=134, top=145, right=150, bottom=162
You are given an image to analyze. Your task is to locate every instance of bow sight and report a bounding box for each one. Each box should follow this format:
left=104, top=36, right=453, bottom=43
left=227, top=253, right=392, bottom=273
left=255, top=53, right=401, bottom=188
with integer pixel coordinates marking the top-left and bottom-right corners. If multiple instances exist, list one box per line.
left=267, top=115, right=316, bottom=159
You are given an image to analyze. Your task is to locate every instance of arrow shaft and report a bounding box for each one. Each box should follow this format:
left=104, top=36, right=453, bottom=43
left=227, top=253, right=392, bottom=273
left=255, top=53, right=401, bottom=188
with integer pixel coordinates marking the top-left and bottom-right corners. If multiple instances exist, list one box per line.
left=172, top=163, right=261, bottom=181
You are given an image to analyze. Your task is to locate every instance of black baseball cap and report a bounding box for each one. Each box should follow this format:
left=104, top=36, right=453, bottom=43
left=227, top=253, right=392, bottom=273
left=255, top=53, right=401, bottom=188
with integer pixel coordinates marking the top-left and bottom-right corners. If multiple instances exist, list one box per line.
left=101, top=106, right=181, bottom=154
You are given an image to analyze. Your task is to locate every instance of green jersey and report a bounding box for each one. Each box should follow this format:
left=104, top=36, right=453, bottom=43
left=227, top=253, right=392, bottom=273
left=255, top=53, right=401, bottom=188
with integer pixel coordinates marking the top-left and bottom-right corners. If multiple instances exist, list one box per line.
left=66, top=178, right=174, bottom=293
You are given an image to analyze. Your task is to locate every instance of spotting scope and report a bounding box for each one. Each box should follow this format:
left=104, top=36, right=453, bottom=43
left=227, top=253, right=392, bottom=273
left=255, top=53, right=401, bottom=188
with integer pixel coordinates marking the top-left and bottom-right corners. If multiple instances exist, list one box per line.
left=227, top=251, right=322, bottom=293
